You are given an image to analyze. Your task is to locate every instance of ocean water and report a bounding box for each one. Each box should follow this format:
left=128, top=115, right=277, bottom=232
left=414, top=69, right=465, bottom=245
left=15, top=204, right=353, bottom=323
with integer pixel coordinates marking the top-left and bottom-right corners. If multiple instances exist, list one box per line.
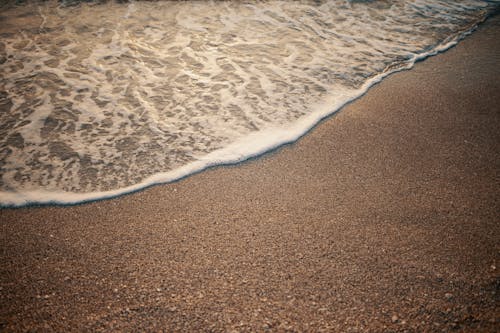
left=0, top=0, right=498, bottom=206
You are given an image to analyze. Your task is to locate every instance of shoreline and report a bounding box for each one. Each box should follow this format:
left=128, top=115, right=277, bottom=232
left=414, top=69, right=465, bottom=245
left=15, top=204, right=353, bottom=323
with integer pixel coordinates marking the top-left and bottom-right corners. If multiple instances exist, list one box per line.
left=1, top=14, right=499, bottom=333
left=0, top=9, right=496, bottom=208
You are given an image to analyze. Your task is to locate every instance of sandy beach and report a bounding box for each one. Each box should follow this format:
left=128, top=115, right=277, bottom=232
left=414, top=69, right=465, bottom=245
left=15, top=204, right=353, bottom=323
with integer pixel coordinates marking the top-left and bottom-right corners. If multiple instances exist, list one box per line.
left=1, top=14, right=499, bottom=333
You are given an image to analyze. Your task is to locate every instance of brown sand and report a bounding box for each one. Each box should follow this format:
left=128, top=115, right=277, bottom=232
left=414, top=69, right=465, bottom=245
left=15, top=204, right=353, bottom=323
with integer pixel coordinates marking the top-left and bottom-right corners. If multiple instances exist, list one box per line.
left=1, top=16, right=499, bottom=333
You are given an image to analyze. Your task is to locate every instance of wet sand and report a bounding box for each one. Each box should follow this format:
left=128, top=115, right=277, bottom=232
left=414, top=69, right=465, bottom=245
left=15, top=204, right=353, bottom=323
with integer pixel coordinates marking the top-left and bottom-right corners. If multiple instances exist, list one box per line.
left=1, top=15, right=499, bottom=333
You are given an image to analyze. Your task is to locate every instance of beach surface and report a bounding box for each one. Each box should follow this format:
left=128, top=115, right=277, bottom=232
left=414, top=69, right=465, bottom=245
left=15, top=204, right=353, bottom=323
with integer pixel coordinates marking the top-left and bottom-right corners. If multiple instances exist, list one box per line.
left=1, top=15, right=499, bottom=333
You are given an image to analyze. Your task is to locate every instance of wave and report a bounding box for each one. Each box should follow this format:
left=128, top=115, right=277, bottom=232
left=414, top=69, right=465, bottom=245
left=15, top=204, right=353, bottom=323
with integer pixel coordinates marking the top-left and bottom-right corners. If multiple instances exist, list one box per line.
left=0, top=0, right=498, bottom=207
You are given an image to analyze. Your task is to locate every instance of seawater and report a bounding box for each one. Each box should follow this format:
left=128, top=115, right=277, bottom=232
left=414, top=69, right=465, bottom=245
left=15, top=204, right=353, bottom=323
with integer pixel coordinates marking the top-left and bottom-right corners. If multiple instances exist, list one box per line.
left=0, top=0, right=498, bottom=206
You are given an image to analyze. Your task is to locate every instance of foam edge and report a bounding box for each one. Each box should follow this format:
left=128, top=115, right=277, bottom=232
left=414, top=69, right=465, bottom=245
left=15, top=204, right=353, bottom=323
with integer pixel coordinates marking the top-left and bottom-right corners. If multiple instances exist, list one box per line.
left=0, top=20, right=484, bottom=208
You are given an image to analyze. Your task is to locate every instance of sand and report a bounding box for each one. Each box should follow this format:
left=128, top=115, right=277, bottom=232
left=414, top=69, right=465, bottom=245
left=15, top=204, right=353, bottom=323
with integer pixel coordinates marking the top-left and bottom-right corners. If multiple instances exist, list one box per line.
left=1, top=15, right=499, bottom=333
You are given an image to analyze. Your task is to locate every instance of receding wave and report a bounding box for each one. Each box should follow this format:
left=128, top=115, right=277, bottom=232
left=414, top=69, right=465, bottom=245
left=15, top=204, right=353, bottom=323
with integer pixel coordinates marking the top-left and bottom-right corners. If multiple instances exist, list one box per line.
left=0, top=0, right=498, bottom=206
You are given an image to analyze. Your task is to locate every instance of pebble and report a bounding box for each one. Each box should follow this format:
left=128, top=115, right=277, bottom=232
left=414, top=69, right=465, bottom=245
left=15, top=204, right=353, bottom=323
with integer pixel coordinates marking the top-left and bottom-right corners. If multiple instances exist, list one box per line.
left=445, top=293, right=453, bottom=300
left=391, top=315, right=398, bottom=323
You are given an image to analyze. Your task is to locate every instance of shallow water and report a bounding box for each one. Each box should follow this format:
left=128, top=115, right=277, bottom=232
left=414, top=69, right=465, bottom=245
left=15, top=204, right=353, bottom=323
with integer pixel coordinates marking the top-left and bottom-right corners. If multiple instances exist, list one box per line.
left=0, top=0, right=498, bottom=206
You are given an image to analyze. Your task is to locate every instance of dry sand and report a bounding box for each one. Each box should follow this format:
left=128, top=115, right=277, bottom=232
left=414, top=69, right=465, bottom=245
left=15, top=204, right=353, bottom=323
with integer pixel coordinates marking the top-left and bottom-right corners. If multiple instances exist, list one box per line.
left=1, top=15, right=499, bottom=333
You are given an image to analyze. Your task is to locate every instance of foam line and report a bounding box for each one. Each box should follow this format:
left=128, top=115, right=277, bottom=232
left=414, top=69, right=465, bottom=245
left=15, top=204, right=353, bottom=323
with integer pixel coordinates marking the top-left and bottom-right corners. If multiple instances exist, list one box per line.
left=0, top=20, right=483, bottom=208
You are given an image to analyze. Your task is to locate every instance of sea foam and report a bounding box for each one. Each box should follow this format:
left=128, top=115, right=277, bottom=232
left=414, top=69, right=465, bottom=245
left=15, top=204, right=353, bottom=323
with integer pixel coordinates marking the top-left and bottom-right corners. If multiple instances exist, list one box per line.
left=0, top=0, right=498, bottom=207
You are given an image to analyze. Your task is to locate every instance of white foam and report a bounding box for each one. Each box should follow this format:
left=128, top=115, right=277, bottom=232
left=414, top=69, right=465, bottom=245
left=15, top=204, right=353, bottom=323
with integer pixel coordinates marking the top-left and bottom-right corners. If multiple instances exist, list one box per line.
left=0, top=21, right=480, bottom=207
left=0, top=0, right=497, bottom=207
